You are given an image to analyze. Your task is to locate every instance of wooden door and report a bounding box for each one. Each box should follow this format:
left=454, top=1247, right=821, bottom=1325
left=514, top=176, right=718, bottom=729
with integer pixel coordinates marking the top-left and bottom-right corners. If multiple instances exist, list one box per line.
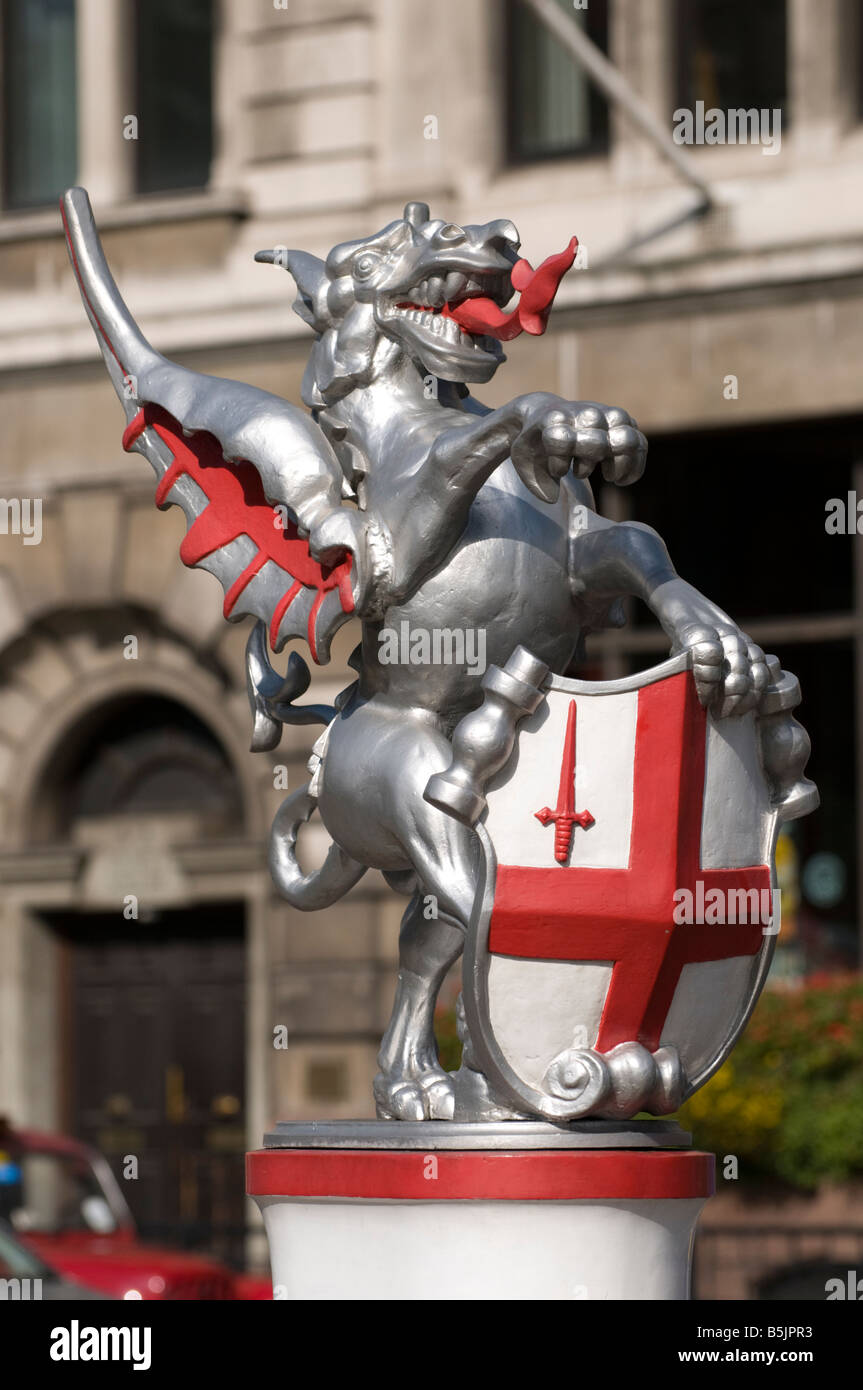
left=48, top=903, right=247, bottom=1264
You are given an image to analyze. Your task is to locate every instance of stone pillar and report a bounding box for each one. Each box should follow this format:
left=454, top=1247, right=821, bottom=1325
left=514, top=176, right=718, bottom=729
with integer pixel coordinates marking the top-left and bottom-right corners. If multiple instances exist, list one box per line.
left=0, top=901, right=60, bottom=1130
left=789, top=0, right=848, bottom=157
left=75, top=0, right=135, bottom=205
left=610, top=0, right=677, bottom=185
left=373, top=0, right=461, bottom=213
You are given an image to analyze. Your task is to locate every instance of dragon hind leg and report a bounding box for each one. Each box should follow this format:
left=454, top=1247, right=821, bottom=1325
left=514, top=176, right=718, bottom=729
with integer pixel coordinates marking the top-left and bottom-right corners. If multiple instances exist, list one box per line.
left=317, top=700, right=480, bottom=1119
left=374, top=893, right=465, bottom=1122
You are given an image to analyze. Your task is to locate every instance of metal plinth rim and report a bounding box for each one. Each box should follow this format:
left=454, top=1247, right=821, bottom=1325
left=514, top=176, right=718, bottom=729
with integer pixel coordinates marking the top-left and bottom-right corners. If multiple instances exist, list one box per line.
left=262, top=1119, right=691, bottom=1151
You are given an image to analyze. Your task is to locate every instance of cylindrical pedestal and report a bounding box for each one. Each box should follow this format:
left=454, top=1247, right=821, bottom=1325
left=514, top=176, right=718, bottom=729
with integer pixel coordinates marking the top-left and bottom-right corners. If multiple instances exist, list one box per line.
left=247, top=1122, right=714, bottom=1301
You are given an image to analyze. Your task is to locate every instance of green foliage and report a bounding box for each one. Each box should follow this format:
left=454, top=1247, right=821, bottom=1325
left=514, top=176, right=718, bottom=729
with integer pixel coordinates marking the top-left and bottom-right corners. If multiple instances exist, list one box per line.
left=677, top=973, right=863, bottom=1189
left=434, top=1007, right=463, bottom=1073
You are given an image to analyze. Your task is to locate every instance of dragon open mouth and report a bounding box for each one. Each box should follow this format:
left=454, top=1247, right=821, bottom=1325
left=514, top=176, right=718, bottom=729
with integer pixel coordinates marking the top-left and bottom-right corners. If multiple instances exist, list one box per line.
left=391, top=235, right=578, bottom=347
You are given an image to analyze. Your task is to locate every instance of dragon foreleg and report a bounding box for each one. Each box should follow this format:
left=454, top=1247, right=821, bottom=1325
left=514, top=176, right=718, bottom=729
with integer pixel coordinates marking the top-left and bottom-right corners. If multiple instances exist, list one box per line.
left=245, top=620, right=336, bottom=752
left=247, top=620, right=367, bottom=909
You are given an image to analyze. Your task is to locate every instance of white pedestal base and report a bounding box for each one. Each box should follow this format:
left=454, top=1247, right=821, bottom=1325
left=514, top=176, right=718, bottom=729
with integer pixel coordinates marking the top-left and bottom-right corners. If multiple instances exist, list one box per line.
left=248, top=1135, right=713, bottom=1301
left=259, top=1194, right=706, bottom=1300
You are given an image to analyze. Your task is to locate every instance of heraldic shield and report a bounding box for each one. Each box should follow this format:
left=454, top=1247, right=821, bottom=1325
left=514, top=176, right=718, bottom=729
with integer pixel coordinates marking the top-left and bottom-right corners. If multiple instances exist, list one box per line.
left=459, top=650, right=819, bottom=1124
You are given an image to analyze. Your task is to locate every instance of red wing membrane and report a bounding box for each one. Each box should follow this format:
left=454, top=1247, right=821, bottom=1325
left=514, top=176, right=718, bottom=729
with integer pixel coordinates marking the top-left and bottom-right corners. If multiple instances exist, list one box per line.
left=123, top=405, right=354, bottom=663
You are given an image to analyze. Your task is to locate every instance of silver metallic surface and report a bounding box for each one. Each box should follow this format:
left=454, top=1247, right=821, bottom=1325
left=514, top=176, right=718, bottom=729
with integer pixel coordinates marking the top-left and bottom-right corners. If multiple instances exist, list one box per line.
left=263, top=1119, right=691, bottom=1150
left=64, top=190, right=817, bottom=1124
left=425, top=645, right=550, bottom=824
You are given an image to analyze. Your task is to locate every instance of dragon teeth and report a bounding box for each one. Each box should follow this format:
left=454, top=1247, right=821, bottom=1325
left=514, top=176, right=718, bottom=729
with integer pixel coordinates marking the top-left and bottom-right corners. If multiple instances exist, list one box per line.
left=393, top=303, right=480, bottom=349
left=443, top=271, right=467, bottom=301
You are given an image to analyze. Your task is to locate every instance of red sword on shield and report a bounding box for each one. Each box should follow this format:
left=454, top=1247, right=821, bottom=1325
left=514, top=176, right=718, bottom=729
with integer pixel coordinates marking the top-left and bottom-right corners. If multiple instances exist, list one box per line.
left=535, top=699, right=594, bottom=863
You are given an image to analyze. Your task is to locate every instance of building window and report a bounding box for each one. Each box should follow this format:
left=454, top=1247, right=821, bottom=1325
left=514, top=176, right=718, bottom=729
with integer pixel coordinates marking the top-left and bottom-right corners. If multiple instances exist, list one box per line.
left=506, top=0, right=610, bottom=163
left=134, top=0, right=213, bottom=196
left=854, top=0, right=863, bottom=123
left=305, top=1059, right=349, bottom=1103
left=676, top=0, right=787, bottom=118
left=0, top=0, right=214, bottom=213
left=2, top=0, right=77, bottom=210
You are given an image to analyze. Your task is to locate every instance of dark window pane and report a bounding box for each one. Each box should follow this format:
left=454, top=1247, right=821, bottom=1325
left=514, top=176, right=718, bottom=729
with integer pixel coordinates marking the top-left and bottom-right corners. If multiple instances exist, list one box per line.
left=506, top=0, right=609, bottom=163
left=135, top=0, right=213, bottom=195
left=676, top=0, right=787, bottom=116
left=856, top=0, right=863, bottom=123
left=3, top=0, right=77, bottom=210
left=628, top=419, right=855, bottom=623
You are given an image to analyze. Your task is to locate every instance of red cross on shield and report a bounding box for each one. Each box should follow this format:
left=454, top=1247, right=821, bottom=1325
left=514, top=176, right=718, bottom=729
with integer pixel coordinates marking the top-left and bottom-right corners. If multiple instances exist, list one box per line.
left=461, top=652, right=790, bottom=1123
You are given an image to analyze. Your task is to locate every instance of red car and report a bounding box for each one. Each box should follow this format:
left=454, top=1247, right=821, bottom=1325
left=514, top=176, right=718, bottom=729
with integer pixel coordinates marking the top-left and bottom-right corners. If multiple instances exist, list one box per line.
left=0, top=1124, right=270, bottom=1300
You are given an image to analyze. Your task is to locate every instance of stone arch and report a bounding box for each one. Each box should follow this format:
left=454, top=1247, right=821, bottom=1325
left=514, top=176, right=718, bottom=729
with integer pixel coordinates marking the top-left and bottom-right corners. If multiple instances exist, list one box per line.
left=0, top=603, right=266, bottom=851
left=29, top=690, right=245, bottom=843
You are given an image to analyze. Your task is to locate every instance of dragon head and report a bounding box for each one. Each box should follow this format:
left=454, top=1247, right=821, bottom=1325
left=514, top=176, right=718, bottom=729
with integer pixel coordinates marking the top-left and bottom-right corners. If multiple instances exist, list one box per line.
left=256, top=202, right=577, bottom=407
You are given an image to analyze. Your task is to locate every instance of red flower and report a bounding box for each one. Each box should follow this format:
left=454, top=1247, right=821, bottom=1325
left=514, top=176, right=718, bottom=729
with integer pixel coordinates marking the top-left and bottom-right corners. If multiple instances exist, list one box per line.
left=827, top=1022, right=852, bottom=1043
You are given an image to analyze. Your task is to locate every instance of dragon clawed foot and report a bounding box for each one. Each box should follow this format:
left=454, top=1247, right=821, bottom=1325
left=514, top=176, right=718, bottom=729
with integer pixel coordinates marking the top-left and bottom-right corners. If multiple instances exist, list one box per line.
left=680, top=622, right=770, bottom=717
left=511, top=396, right=648, bottom=502
left=373, top=1066, right=455, bottom=1121
left=650, top=581, right=771, bottom=717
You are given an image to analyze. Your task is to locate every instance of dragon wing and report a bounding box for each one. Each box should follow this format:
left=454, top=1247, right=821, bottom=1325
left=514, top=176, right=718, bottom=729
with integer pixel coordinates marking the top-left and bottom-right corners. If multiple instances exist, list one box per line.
left=61, top=186, right=362, bottom=664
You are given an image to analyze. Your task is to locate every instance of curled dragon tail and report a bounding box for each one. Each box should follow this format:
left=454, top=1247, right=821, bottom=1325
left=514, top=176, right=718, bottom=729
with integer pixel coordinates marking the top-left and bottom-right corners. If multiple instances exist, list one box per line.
left=269, top=785, right=367, bottom=909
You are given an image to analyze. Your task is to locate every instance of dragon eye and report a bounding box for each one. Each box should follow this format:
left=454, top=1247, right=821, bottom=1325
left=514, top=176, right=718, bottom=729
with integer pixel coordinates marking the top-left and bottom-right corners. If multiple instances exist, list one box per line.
left=354, top=254, right=379, bottom=279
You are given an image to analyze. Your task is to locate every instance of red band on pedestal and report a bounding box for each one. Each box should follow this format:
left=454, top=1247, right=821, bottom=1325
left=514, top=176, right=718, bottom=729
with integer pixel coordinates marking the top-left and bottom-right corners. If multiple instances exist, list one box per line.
left=246, top=1148, right=715, bottom=1201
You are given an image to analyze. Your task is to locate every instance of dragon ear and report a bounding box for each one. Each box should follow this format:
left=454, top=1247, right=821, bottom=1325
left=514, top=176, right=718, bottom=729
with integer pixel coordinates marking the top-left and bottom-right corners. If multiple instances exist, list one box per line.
left=255, top=247, right=331, bottom=331
left=403, top=201, right=430, bottom=227
left=287, top=251, right=330, bottom=332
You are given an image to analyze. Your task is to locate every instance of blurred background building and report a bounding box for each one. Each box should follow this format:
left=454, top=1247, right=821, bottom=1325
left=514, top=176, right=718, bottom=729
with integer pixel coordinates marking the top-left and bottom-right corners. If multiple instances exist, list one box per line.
left=0, top=0, right=860, bottom=1294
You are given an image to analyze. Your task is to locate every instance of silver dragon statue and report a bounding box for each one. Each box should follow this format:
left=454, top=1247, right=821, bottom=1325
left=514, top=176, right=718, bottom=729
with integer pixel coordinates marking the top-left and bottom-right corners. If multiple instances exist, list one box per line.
left=62, top=191, right=816, bottom=1126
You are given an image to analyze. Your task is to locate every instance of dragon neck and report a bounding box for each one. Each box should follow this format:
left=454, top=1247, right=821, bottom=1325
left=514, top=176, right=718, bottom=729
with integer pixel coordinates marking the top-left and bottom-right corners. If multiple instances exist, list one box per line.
left=314, top=350, right=469, bottom=494
left=314, top=342, right=466, bottom=426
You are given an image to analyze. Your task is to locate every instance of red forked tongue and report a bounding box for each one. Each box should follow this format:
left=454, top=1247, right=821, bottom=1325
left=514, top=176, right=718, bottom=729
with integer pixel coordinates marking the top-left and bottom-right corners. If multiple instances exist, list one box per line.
left=441, top=235, right=578, bottom=342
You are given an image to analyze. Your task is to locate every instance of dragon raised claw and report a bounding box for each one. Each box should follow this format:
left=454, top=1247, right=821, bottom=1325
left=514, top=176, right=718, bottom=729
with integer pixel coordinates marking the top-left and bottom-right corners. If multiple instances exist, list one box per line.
left=63, top=191, right=773, bottom=1122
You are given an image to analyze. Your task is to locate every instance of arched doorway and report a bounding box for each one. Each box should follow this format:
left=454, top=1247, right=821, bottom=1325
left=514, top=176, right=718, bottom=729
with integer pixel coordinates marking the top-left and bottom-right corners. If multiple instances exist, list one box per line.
left=30, top=692, right=252, bottom=1264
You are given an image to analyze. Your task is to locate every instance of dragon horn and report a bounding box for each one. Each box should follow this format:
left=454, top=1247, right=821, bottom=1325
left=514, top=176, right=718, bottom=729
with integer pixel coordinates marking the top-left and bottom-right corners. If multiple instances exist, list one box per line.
left=254, top=248, right=325, bottom=281
left=254, top=248, right=330, bottom=331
